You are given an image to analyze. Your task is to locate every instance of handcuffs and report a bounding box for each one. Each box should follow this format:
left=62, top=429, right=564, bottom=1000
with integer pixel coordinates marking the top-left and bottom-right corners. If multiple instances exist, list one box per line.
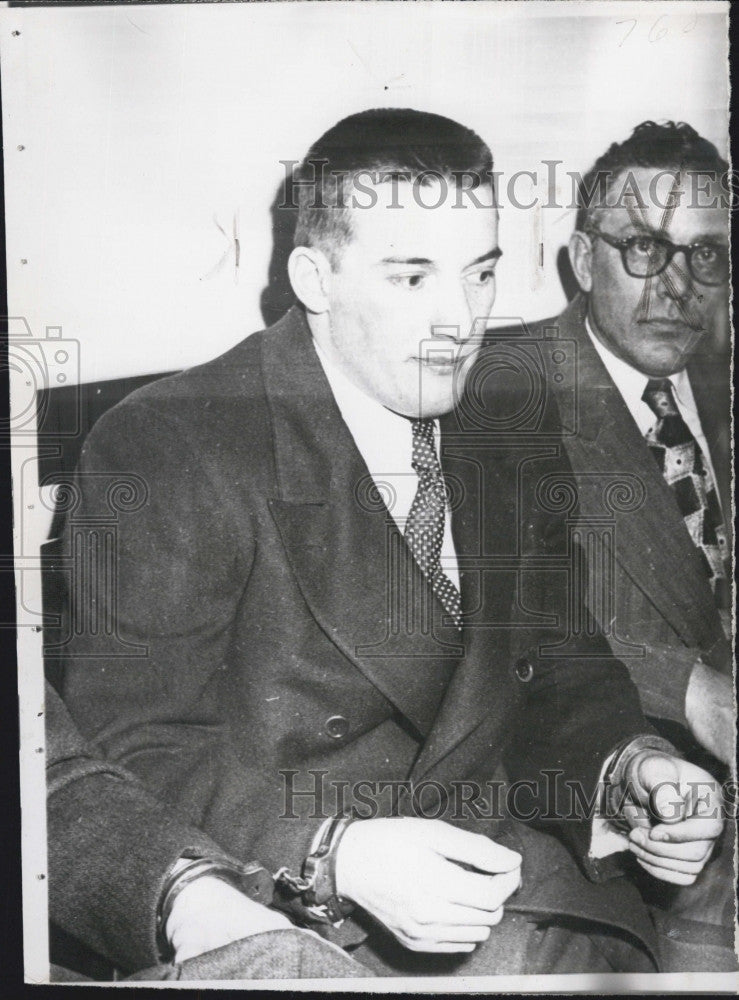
left=274, top=815, right=356, bottom=925
left=158, top=815, right=355, bottom=960
left=601, top=734, right=680, bottom=833
left=157, top=855, right=275, bottom=959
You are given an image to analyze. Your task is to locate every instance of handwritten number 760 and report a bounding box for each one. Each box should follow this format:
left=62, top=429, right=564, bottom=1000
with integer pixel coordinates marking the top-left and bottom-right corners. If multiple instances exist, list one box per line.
left=616, top=14, right=698, bottom=48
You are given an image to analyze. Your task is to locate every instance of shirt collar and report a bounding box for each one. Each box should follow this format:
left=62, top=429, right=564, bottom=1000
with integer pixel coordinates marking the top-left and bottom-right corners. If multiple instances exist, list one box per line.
left=312, top=336, right=423, bottom=473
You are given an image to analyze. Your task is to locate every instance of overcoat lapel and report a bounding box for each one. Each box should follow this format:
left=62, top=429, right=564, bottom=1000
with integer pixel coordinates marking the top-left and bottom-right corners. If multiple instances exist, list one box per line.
left=556, top=298, right=724, bottom=647
left=261, top=308, right=462, bottom=737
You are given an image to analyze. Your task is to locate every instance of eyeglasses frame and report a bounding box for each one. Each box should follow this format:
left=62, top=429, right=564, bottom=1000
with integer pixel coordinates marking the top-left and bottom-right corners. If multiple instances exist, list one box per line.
left=584, top=227, right=728, bottom=287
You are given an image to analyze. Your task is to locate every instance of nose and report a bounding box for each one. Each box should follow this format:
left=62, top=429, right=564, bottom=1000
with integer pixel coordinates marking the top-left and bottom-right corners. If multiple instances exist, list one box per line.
left=655, top=250, right=693, bottom=302
left=431, top=278, right=474, bottom=342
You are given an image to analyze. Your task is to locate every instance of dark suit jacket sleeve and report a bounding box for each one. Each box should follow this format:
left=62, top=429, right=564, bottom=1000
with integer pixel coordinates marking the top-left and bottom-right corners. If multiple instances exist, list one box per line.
left=46, top=682, right=242, bottom=973
left=60, top=398, right=319, bottom=891
left=621, top=643, right=698, bottom=726
left=495, top=407, right=658, bottom=878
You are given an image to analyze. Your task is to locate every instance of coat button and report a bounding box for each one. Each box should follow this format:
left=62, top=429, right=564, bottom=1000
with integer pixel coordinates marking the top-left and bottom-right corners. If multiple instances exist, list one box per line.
left=325, top=715, right=349, bottom=739
left=514, top=657, right=534, bottom=683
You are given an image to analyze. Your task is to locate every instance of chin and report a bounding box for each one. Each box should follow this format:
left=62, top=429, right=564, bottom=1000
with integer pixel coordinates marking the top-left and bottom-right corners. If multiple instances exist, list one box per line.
left=420, top=378, right=468, bottom=418
left=417, top=396, right=457, bottom=419
left=638, top=354, right=689, bottom=378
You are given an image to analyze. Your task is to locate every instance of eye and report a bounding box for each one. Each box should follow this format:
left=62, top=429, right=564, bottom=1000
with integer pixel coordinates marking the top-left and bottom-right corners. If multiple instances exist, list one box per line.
left=692, top=245, right=720, bottom=264
left=630, top=236, right=660, bottom=257
left=389, top=273, right=427, bottom=289
left=465, top=265, right=498, bottom=289
left=466, top=268, right=496, bottom=287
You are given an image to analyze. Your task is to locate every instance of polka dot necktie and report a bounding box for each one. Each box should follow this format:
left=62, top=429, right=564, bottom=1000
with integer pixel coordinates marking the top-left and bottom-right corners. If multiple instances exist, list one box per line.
left=642, top=378, right=729, bottom=610
left=404, top=419, right=463, bottom=628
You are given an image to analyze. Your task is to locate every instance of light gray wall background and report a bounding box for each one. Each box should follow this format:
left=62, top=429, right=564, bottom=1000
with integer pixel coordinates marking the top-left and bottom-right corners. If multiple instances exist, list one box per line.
left=1, top=0, right=730, bottom=385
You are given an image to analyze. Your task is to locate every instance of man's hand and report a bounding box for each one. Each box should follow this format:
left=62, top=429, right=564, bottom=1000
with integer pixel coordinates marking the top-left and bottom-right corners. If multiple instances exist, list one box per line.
left=685, top=660, right=735, bottom=768
left=335, top=818, right=522, bottom=953
left=620, top=754, right=724, bottom=885
left=166, top=875, right=294, bottom=963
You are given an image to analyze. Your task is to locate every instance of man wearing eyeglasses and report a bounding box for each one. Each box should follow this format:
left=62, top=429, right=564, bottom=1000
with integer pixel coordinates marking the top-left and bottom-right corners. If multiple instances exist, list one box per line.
left=541, top=121, right=734, bottom=969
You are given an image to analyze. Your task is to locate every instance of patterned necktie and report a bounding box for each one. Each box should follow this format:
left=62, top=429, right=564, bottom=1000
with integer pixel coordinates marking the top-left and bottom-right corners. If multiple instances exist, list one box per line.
left=642, top=378, right=729, bottom=609
left=404, top=419, right=463, bottom=628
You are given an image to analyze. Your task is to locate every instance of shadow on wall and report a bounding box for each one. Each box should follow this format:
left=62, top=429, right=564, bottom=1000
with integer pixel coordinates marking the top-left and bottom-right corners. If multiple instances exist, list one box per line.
left=260, top=173, right=298, bottom=328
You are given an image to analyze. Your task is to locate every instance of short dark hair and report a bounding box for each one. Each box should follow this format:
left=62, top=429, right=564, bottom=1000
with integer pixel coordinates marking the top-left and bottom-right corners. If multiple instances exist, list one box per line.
left=575, top=120, right=729, bottom=231
left=293, top=108, right=494, bottom=265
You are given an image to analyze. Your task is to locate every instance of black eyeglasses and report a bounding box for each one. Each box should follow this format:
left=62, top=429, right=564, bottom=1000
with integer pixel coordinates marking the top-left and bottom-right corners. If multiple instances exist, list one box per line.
left=586, top=228, right=729, bottom=287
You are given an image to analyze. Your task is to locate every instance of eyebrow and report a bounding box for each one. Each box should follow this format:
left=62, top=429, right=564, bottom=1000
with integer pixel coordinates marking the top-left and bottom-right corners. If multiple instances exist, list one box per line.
left=618, top=227, right=729, bottom=246
left=381, top=256, right=434, bottom=266
left=380, top=248, right=503, bottom=267
left=467, top=248, right=503, bottom=266
left=614, top=219, right=727, bottom=242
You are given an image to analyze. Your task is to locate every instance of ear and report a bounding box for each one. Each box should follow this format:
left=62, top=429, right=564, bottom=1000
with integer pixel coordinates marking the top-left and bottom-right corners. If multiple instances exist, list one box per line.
left=568, top=231, right=594, bottom=294
left=288, top=246, right=332, bottom=314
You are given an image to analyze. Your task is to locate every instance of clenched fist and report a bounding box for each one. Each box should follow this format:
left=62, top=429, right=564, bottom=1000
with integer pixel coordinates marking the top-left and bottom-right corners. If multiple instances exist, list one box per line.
left=620, top=753, right=724, bottom=886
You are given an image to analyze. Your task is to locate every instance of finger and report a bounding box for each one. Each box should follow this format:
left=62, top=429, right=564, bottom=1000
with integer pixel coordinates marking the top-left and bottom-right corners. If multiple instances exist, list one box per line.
left=632, top=754, right=681, bottom=809
left=634, top=857, right=698, bottom=886
left=441, top=864, right=521, bottom=911
left=620, top=800, right=652, bottom=830
left=682, top=778, right=722, bottom=818
left=628, top=842, right=706, bottom=875
left=638, top=838, right=715, bottom=865
left=416, top=923, right=494, bottom=945
left=649, top=780, right=688, bottom=824
left=413, top=900, right=507, bottom=927
left=402, top=938, right=477, bottom=954
left=426, top=822, right=522, bottom=874
left=649, top=816, right=723, bottom=844
left=629, top=828, right=713, bottom=863
left=633, top=755, right=689, bottom=823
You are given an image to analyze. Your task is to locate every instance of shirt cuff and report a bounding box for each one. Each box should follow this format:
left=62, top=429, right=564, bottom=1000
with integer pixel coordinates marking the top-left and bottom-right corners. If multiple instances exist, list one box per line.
left=590, top=749, right=630, bottom=859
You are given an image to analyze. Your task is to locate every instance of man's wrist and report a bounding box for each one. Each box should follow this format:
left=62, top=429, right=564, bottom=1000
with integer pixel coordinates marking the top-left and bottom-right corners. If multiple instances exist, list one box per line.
left=273, top=816, right=357, bottom=925
left=602, top=734, right=678, bottom=829
left=157, top=855, right=275, bottom=958
left=303, top=816, right=355, bottom=920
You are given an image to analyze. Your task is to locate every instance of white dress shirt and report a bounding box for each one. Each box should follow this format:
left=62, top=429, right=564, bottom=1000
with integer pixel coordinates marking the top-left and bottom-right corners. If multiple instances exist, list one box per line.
left=313, top=339, right=460, bottom=591
left=584, top=318, right=719, bottom=494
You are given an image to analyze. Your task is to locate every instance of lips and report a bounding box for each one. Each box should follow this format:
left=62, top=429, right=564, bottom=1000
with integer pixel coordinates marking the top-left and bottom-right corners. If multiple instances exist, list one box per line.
left=420, top=356, right=458, bottom=369
left=638, top=319, right=700, bottom=335
left=416, top=346, right=479, bottom=369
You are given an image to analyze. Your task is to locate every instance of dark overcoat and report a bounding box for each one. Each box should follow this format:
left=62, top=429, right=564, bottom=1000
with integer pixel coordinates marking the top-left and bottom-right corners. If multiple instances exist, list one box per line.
left=59, top=306, right=660, bottom=966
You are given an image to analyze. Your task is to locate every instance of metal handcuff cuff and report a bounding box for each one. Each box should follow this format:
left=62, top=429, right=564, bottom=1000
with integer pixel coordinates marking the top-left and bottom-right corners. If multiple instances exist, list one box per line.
left=601, top=734, right=680, bottom=833
left=157, top=855, right=275, bottom=959
left=274, top=815, right=356, bottom=925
